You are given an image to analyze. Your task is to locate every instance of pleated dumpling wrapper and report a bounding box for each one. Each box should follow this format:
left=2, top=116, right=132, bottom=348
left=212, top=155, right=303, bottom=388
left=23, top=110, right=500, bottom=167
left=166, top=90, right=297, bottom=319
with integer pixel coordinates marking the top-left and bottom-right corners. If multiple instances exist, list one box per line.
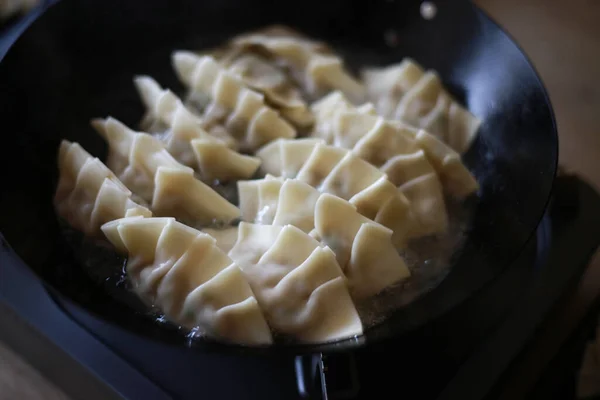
left=229, top=25, right=365, bottom=103
left=311, top=91, right=479, bottom=200
left=256, top=138, right=415, bottom=245
left=101, top=217, right=273, bottom=346
left=134, top=76, right=260, bottom=182
left=171, top=52, right=296, bottom=152
left=237, top=178, right=411, bottom=298
left=228, top=222, right=363, bottom=343
left=209, top=48, right=314, bottom=130
left=91, top=117, right=240, bottom=226
left=54, top=140, right=152, bottom=236
left=362, top=59, right=481, bottom=154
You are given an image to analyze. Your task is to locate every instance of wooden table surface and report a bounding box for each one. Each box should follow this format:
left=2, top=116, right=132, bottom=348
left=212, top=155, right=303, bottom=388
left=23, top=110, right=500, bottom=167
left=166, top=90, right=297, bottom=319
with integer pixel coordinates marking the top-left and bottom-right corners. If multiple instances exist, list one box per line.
left=1, top=1, right=600, bottom=399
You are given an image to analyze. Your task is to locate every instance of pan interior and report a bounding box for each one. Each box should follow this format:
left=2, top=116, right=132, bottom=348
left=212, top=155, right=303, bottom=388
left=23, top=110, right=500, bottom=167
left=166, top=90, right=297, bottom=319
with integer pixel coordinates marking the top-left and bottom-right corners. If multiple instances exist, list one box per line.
left=0, top=0, right=557, bottom=352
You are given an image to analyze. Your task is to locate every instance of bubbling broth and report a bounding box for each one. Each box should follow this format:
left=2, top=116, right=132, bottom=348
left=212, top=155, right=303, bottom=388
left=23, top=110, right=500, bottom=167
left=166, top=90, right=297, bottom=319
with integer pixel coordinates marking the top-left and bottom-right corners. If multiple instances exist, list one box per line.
left=54, top=25, right=481, bottom=345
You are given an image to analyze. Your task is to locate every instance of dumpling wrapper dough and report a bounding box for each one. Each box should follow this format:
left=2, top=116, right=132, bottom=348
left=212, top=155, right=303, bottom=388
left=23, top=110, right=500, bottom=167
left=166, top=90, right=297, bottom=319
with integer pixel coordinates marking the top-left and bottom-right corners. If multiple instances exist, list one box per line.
left=364, top=61, right=481, bottom=154
left=172, top=52, right=296, bottom=152
left=312, top=194, right=410, bottom=298
left=228, top=222, right=363, bottom=343
left=134, top=75, right=237, bottom=155
left=362, top=58, right=425, bottom=119
left=54, top=140, right=152, bottom=236
left=212, top=49, right=314, bottom=130
left=191, top=138, right=261, bottom=181
left=230, top=28, right=365, bottom=103
left=92, top=117, right=240, bottom=226
left=101, top=217, right=272, bottom=345
left=255, top=139, right=414, bottom=244
left=135, top=76, right=260, bottom=182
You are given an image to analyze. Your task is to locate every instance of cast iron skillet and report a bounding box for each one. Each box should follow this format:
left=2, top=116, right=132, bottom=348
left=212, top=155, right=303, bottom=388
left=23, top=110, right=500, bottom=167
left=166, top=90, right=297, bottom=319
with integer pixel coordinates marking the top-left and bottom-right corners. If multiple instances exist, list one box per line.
left=0, top=0, right=556, bottom=359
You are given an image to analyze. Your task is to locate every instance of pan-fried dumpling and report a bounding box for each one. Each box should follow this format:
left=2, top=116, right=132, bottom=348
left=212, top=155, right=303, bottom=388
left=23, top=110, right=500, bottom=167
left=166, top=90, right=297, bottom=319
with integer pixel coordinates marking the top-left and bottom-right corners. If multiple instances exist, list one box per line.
left=101, top=217, right=272, bottom=345
left=228, top=222, right=363, bottom=342
left=310, top=91, right=355, bottom=144
left=134, top=75, right=237, bottom=151
left=381, top=150, right=448, bottom=237
left=255, top=139, right=413, bottom=244
left=210, top=49, right=314, bottom=130
left=54, top=140, right=152, bottom=236
left=171, top=52, right=296, bottom=152
left=237, top=174, right=282, bottom=222
left=134, top=76, right=260, bottom=182
left=312, top=194, right=411, bottom=298
left=92, top=117, right=240, bottom=226
left=191, top=139, right=261, bottom=181
left=310, top=92, right=478, bottom=200
left=202, top=226, right=239, bottom=254
left=230, top=27, right=365, bottom=103
left=236, top=178, right=411, bottom=297
left=362, top=58, right=425, bottom=119
left=362, top=60, right=481, bottom=154
left=391, top=122, right=480, bottom=199
left=239, top=178, right=320, bottom=233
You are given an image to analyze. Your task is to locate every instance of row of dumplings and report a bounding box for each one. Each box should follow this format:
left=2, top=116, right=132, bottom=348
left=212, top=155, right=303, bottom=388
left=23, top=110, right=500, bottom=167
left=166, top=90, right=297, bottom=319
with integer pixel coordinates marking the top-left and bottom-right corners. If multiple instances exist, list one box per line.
left=54, top=26, right=481, bottom=345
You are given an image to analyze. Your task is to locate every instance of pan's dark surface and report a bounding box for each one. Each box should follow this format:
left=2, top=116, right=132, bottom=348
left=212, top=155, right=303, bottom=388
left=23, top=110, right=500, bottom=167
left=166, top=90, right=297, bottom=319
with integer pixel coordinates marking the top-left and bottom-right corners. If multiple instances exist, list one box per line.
left=0, top=0, right=557, bottom=354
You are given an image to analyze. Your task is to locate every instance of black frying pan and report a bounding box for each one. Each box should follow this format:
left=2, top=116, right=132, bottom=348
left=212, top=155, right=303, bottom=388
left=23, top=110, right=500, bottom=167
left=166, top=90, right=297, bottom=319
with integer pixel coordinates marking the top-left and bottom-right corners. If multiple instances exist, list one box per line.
left=0, top=0, right=556, bottom=363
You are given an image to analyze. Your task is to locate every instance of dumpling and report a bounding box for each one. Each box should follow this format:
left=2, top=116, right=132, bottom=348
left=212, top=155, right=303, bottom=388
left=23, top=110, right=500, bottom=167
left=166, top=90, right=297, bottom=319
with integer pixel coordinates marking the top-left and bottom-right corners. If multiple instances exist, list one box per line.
left=228, top=222, right=363, bottom=342
left=362, top=58, right=425, bottom=119
left=210, top=48, right=314, bottom=130
left=230, top=26, right=365, bottom=103
left=91, top=117, right=240, bottom=226
left=312, top=194, right=411, bottom=298
left=239, top=178, right=320, bottom=233
left=362, top=60, right=481, bottom=154
left=171, top=52, right=296, bottom=152
left=236, top=178, right=411, bottom=297
left=134, top=76, right=260, bottom=182
left=135, top=75, right=237, bottom=151
left=101, top=217, right=272, bottom=345
left=311, top=92, right=478, bottom=200
left=310, top=91, right=355, bottom=144
left=255, top=139, right=413, bottom=245
left=391, top=122, right=480, bottom=199
left=413, top=129, right=480, bottom=199
left=202, top=226, right=239, bottom=254
left=191, top=139, right=261, bottom=182
left=54, top=140, right=152, bottom=236
left=381, top=151, right=448, bottom=237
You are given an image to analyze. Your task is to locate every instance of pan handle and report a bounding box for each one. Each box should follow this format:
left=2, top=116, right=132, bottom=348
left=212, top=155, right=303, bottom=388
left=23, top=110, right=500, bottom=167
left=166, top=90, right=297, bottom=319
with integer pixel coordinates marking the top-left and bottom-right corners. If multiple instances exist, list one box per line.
left=294, top=353, right=360, bottom=399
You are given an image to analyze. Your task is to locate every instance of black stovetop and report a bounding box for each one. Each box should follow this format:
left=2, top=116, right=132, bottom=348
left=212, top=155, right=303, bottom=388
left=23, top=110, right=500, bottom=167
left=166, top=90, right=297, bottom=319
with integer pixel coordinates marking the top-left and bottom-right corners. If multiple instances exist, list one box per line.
left=1, top=174, right=600, bottom=400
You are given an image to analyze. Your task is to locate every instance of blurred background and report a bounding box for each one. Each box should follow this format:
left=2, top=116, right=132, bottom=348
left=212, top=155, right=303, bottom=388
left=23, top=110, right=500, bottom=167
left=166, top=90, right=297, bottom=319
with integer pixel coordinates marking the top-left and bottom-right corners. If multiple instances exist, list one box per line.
left=476, top=0, right=600, bottom=398
left=0, top=0, right=599, bottom=399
